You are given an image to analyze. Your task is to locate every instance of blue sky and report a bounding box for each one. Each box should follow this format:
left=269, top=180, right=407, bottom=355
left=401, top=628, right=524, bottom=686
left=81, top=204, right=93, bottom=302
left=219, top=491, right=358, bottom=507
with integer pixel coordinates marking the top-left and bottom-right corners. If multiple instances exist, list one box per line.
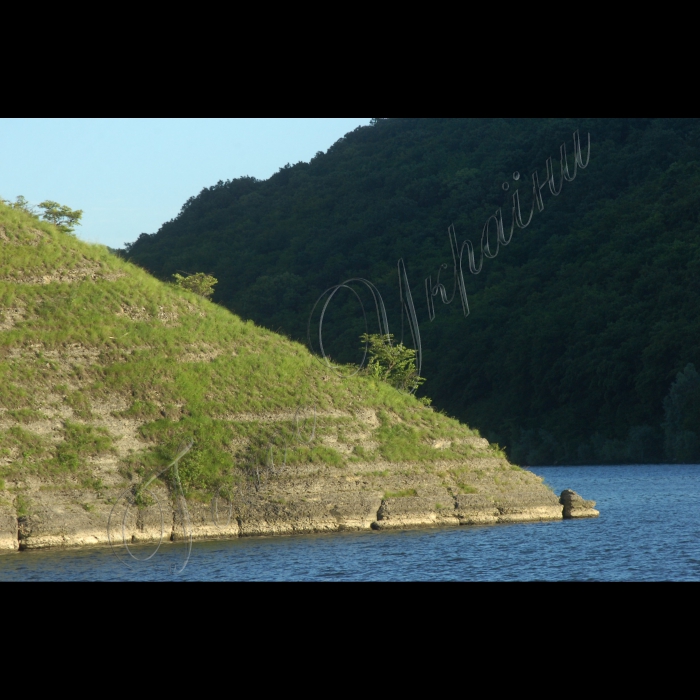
left=0, top=118, right=372, bottom=249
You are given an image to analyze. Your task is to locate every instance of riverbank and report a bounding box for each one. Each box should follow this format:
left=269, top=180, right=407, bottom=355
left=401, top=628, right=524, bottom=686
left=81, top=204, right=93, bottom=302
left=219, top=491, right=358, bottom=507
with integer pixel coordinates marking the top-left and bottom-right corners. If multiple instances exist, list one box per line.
left=1, top=456, right=599, bottom=553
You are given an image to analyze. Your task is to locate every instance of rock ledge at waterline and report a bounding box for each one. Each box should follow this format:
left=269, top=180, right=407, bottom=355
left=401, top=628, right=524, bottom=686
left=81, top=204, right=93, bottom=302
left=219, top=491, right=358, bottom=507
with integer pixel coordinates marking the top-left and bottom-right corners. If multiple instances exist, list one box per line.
left=560, top=489, right=600, bottom=519
left=1, top=457, right=596, bottom=551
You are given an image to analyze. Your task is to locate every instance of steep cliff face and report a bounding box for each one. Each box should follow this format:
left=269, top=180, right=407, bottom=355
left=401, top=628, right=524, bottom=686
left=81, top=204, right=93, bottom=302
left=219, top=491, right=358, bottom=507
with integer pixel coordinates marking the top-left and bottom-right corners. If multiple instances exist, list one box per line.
left=0, top=204, right=568, bottom=553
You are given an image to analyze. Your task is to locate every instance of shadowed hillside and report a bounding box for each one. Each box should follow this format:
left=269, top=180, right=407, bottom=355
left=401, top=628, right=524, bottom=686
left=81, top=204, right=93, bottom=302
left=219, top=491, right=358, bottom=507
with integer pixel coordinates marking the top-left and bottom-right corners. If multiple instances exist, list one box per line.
left=124, top=118, right=700, bottom=464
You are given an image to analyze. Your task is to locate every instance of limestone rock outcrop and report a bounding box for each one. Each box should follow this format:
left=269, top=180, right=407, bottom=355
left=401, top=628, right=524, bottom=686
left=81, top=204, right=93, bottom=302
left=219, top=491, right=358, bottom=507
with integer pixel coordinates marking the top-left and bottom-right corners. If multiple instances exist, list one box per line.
left=0, top=505, right=18, bottom=551
left=560, top=489, right=599, bottom=519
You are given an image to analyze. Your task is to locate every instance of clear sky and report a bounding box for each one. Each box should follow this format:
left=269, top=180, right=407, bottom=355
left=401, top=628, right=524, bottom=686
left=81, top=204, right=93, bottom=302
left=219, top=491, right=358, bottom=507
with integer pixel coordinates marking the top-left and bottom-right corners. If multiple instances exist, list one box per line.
left=0, top=118, right=372, bottom=249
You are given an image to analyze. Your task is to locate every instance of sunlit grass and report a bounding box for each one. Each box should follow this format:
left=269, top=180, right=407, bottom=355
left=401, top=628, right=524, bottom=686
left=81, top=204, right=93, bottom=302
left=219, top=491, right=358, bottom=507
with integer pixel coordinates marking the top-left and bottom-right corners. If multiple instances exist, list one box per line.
left=0, top=201, right=501, bottom=502
left=383, top=488, right=417, bottom=498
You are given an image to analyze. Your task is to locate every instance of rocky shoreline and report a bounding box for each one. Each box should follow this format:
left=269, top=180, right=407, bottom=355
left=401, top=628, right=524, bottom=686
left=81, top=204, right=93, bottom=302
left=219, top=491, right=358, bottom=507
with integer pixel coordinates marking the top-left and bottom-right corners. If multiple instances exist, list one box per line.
left=0, top=458, right=598, bottom=553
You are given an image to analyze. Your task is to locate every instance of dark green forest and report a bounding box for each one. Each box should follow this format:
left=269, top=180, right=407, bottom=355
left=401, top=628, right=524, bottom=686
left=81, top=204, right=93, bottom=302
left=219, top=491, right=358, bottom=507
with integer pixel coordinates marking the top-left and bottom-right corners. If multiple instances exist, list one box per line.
left=123, top=118, right=700, bottom=465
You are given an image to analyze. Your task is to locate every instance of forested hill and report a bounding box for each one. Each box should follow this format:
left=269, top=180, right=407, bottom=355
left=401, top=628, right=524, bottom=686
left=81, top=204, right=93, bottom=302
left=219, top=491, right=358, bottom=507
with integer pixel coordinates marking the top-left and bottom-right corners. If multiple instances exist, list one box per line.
left=124, top=118, right=700, bottom=465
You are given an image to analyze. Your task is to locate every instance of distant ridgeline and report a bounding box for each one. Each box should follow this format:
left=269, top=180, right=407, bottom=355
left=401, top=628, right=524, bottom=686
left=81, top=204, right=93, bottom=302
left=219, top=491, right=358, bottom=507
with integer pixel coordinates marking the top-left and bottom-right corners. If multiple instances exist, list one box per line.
left=124, top=118, right=700, bottom=465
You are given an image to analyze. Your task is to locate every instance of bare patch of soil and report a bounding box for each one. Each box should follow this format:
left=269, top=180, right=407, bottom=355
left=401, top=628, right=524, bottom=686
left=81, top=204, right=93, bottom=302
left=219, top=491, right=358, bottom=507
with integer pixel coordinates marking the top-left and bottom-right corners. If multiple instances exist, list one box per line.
left=0, top=304, right=27, bottom=331
left=1, top=261, right=126, bottom=285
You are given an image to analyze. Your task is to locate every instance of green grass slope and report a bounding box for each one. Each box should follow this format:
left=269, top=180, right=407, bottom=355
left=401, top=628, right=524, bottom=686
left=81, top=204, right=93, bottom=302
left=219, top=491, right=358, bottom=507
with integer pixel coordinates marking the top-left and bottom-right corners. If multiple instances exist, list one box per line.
left=1, top=203, right=564, bottom=550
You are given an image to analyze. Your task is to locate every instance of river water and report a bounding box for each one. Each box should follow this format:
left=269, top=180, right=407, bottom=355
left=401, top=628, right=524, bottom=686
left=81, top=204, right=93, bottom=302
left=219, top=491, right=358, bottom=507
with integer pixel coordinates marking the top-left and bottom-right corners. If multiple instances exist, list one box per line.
left=2, top=464, right=699, bottom=581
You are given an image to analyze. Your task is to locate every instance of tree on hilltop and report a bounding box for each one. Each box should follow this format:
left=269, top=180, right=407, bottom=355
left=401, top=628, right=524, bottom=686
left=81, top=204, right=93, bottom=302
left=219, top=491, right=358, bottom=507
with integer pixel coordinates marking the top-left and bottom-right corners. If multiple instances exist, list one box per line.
left=37, top=200, right=83, bottom=235
left=1, top=195, right=37, bottom=215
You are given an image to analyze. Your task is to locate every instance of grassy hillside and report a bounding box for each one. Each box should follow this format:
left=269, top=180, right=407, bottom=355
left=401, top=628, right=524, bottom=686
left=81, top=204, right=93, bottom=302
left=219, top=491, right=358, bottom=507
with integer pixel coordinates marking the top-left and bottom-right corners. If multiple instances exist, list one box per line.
left=1, top=202, right=564, bottom=550
left=123, top=118, right=700, bottom=464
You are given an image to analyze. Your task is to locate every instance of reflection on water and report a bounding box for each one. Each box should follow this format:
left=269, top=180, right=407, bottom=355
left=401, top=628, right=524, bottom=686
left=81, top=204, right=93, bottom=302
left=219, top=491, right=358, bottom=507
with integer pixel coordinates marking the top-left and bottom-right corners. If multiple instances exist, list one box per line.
left=1, top=464, right=699, bottom=581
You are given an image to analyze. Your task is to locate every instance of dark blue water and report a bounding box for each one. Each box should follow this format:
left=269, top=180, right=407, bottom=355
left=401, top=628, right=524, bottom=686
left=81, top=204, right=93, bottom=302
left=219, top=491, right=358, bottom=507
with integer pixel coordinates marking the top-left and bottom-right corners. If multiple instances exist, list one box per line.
left=2, top=464, right=699, bottom=581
